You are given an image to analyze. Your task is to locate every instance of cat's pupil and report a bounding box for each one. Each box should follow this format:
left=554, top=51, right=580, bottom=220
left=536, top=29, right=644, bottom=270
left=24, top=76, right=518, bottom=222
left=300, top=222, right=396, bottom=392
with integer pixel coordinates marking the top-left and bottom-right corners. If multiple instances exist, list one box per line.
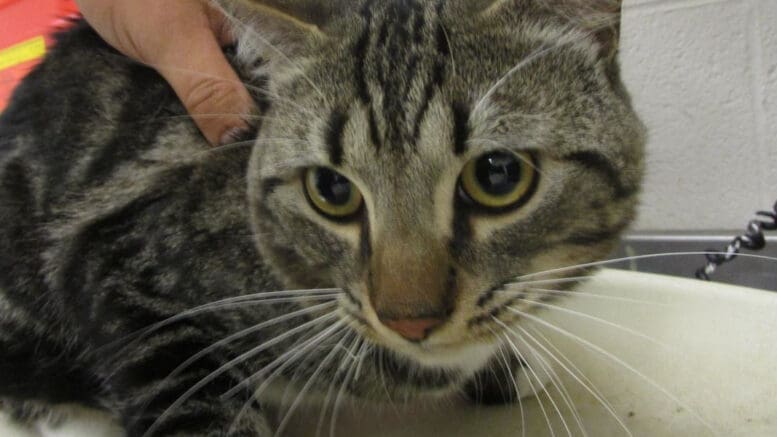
left=315, top=168, right=352, bottom=205
left=475, top=153, right=522, bottom=195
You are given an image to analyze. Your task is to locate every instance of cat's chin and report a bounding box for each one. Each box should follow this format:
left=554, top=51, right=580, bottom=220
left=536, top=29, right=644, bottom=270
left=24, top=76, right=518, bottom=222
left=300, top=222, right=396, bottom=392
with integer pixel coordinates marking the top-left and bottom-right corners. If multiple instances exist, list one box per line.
left=381, top=337, right=499, bottom=377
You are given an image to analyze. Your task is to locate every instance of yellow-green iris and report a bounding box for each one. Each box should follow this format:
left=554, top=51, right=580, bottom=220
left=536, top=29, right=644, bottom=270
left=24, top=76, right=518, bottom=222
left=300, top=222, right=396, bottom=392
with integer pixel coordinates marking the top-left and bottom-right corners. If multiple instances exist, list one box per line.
left=305, top=168, right=363, bottom=219
left=460, top=151, right=538, bottom=210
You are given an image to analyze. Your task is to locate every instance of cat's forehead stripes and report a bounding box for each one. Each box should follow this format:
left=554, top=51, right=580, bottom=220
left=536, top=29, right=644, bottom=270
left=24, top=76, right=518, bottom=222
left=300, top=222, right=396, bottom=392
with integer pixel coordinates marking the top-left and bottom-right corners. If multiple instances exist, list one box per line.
left=354, top=0, right=453, bottom=154
left=325, top=109, right=349, bottom=166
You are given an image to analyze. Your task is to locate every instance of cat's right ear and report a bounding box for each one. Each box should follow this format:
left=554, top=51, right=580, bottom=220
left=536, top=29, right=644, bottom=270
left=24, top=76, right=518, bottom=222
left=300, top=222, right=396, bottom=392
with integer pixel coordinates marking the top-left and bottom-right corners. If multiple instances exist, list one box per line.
left=468, top=0, right=624, bottom=63
left=215, top=0, right=343, bottom=73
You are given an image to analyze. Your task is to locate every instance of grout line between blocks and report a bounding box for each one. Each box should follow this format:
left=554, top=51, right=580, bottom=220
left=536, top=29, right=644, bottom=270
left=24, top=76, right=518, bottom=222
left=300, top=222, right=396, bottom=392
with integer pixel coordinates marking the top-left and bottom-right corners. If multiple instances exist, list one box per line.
left=747, top=0, right=768, bottom=207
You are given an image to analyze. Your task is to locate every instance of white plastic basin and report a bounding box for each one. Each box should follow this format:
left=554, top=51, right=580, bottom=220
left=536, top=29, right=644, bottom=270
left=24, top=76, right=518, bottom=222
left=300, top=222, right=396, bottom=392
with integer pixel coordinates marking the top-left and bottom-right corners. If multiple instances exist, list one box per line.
left=3, top=269, right=776, bottom=436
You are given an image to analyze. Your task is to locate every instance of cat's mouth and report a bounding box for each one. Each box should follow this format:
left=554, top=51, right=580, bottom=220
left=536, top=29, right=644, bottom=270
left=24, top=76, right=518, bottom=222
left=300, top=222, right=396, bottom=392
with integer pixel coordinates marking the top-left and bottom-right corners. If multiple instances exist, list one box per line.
left=344, top=310, right=498, bottom=375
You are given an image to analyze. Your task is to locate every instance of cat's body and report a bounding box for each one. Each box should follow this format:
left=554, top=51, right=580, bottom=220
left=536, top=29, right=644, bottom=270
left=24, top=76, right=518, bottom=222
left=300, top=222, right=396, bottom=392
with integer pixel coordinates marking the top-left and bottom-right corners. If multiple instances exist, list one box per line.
left=0, top=0, right=644, bottom=435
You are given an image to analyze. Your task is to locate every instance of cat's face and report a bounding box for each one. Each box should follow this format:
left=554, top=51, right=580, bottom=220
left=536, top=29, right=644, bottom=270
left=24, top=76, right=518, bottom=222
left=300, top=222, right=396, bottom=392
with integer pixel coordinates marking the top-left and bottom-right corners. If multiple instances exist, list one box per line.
left=236, top=0, right=643, bottom=382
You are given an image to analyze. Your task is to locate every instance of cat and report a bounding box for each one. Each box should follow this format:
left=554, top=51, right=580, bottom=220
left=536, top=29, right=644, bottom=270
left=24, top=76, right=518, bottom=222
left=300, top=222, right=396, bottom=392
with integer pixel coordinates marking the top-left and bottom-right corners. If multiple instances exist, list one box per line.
left=0, top=0, right=644, bottom=435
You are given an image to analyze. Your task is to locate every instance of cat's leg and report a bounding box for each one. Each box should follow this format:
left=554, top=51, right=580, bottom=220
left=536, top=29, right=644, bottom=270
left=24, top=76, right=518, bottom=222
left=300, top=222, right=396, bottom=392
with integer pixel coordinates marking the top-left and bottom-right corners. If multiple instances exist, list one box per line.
left=464, top=350, right=551, bottom=407
left=0, top=296, right=102, bottom=429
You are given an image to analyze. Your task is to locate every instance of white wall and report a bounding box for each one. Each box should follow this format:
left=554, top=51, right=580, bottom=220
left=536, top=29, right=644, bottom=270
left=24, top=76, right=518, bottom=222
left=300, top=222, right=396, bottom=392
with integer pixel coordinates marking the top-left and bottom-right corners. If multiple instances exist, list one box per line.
left=620, top=0, right=776, bottom=230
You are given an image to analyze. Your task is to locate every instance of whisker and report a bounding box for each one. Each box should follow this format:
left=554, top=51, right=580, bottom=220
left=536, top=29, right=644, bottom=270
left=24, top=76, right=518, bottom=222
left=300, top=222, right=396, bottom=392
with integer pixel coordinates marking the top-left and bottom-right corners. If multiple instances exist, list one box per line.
left=226, top=324, right=332, bottom=436
left=472, top=24, right=580, bottom=118
left=100, top=288, right=342, bottom=354
left=487, top=326, right=526, bottom=437
left=520, top=324, right=628, bottom=436
left=506, top=276, right=591, bottom=288
left=222, top=319, right=349, bottom=400
left=515, top=329, right=588, bottom=437
left=507, top=300, right=667, bottom=348
left=275, top=329, right=355, bottom=437
left=142, top=311, right=338, bottom=437
left=140, top=301, right=338, bottom=413
left=515, top=252, right=777, bottom=281
left=103, top=294, right=342, bottom=373
left=524, top=287, right=670, bottom=307
left=528, top=326, right=616, bottom=415
left=190, top=139, right=256, bottom=159
left=315, top=335, right=361, bottom=437
left=502, top=332, right=558, bottom=437
left=507, top=307, right=717, bottom=435
left=330, top=338, right=366, bottom=437
left=506, top=330, right=574, bottom=437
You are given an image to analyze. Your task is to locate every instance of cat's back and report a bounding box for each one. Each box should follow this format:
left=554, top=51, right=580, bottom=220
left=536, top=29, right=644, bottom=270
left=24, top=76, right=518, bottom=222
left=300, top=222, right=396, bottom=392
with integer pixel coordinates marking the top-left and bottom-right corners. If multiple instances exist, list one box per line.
left=0, top=22, right=206, bottom=209
left=0, top=22, right=264, bottom=310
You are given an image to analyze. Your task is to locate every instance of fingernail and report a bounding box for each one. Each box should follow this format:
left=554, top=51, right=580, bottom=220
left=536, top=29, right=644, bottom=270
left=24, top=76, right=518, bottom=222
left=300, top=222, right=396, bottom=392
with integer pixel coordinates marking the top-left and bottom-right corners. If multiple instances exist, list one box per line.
left=219, top=127, right=251, bottom=147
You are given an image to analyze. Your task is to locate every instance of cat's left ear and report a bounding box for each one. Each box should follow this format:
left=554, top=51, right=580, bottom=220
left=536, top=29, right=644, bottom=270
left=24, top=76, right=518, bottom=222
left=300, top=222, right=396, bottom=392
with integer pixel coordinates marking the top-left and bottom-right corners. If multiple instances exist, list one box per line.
left=480, top=0, right=623, bottom=62
left=215, top=0, right=343, bottom=70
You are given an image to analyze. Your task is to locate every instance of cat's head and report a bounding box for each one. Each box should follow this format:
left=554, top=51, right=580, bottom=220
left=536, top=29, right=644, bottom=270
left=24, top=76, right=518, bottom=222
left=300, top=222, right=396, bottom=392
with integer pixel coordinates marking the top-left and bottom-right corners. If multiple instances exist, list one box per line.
left=227, top=0, right=644, bottom=386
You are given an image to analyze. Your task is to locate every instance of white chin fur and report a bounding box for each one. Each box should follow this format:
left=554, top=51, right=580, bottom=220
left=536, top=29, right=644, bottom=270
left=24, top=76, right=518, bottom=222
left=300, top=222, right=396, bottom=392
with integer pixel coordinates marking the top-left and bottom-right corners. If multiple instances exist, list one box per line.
left=389, top=340, right=499, bottom=376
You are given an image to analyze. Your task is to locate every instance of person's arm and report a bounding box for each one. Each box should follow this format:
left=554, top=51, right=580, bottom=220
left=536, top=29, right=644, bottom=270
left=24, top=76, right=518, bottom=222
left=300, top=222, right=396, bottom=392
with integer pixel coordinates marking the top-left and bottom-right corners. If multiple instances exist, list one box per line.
left=76, top=0, right=254, bottom=146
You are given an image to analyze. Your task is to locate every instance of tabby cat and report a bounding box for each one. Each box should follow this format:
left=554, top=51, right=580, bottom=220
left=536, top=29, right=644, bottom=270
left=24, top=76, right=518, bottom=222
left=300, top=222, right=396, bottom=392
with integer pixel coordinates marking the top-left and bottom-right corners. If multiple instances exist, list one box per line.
left=0, top=0, right=644, bottom=435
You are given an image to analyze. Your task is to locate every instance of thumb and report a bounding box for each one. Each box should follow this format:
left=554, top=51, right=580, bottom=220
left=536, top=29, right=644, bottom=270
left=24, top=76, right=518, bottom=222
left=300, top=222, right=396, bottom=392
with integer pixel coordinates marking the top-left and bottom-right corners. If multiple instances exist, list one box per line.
left=155, top=24, right=254, bottom=146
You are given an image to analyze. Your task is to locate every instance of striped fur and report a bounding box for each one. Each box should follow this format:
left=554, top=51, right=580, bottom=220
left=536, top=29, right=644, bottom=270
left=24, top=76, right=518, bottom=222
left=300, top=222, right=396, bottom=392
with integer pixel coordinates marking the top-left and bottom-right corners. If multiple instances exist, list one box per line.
left=0, top=0, right=643, bottom=435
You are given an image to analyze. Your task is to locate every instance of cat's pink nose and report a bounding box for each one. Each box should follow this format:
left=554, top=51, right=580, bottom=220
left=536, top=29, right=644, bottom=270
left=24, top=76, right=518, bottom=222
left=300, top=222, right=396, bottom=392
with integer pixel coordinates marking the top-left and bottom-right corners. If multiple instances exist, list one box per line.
left=381, top=317, right=444, bottom=342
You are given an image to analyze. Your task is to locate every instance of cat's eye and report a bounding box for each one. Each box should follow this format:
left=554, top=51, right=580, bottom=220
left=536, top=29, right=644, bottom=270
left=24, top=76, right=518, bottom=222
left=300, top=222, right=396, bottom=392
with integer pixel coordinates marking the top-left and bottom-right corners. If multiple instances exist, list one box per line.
left=304, top=168, right=364, bottom=219
left=459, top=151, right=538, bottom=211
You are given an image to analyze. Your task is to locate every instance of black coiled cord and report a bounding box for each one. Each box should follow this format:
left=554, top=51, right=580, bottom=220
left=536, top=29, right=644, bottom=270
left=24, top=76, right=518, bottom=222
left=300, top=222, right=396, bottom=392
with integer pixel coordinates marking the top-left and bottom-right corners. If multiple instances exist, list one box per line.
left=696, top=200, right=777, bottom=280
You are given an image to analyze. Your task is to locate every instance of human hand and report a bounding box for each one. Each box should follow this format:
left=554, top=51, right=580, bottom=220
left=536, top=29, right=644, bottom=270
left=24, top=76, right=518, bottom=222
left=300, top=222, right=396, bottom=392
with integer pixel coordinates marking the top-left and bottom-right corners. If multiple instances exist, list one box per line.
left=76, top=0, right=254, bottom=146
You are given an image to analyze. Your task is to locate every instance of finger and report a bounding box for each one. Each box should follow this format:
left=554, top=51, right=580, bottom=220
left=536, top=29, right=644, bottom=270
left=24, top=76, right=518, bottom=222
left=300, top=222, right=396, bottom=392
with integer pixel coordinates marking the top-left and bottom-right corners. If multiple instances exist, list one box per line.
left=154, top=22, right=254, bottom=146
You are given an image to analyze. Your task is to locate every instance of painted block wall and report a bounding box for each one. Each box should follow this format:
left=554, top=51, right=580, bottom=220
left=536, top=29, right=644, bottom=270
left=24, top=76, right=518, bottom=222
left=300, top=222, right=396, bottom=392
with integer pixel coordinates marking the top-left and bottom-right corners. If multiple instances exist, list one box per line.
left=620, top=0, right=776, bottom=231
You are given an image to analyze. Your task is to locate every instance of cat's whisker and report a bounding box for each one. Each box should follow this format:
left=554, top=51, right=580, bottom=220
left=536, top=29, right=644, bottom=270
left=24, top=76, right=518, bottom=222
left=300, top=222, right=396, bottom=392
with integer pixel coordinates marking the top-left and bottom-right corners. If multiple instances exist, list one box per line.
left=440, top=22, right=458, bottom=78
left=330, top=338, right=367, bottom=437
left=501, top=332, right=560, bottom=437
left=376, top=347, right=401, bottom=414
left=515, top=329, right=589, bottom=437
left=506, top=276, right=591, bottom=288
left=226, top=324, right=335, bottom=436
left=100, top=290, right=343, bottom=356
left=134, top=300, right=338, bottom=416
left=257, top=90, right=322, bottom=118
left=353, top=340, right=371, bottom=383
left=498, top=319, right=632, bottom=437
left=223, top=319, right=349, bottom=400
left=507, top=299, right=667, bottom=348
left=506, top=307, right=717, bottom=435
left=494, top=344, right=527, bottom=437
left=524, top=287, right=670, bottom=307
left=142, top=312, right=339, bottom=437
left=103, top=297, right=342, bottom=375
left=521, top=324, right=627, bottom=436
left=514, top=251, right=777, bottom=281
left=191, top=139, right=256, bottom=159
left=472, top=24, right=580, bottom=119
left=487, top=325, right=527, bottom=437
left=528, top=326, right=617, bottom=415
left=141, top=113, right=281, bottom=124
left=275, top=329, right=355, bottom=437
left=315, top=335, right=362, bottom=437
left=229, top=321, right=352, bottom=434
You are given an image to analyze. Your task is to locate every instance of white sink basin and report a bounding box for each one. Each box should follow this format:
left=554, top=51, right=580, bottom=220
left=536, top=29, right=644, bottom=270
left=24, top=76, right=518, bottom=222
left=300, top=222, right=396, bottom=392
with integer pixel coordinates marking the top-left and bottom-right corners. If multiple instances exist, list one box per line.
left=4, top=269, right=776, bottom=436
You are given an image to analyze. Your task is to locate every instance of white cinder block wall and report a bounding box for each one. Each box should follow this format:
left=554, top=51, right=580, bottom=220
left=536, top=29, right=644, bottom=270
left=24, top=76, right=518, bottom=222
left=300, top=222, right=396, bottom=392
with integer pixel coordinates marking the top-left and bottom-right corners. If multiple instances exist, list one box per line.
left=620, top=0, right=777, bottom=231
